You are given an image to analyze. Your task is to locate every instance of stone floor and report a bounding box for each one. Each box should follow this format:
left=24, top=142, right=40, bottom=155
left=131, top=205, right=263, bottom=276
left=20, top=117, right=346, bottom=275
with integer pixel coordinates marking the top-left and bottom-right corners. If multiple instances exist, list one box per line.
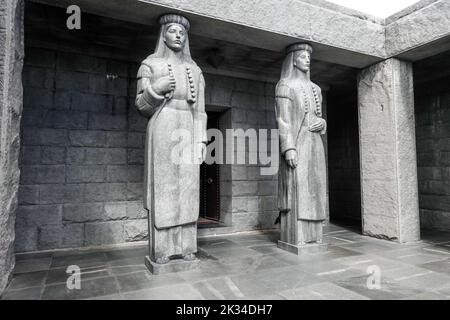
left=2, top=223, right=450, bottom=300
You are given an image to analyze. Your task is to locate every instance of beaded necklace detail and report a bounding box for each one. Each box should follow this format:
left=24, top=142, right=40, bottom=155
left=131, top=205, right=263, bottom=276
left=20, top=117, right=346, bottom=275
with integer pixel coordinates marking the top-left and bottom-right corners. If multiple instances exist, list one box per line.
left=186, top=65, right=196, bottom=104
left=300, top=84, right=321, bottom=117
left=166, top=63, right=174, bottom=100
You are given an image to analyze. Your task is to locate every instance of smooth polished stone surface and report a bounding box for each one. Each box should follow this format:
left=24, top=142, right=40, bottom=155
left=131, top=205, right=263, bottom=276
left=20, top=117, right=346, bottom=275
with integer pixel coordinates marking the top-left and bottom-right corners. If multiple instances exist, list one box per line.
left=145, top=256, right=200, bottom=275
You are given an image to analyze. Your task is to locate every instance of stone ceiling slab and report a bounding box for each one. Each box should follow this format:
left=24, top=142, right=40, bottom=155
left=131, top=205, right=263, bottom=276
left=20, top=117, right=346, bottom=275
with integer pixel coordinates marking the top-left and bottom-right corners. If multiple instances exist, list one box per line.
left=29, top=0, right=386, bottom=68
left=385, top=0, right=450, bottom=60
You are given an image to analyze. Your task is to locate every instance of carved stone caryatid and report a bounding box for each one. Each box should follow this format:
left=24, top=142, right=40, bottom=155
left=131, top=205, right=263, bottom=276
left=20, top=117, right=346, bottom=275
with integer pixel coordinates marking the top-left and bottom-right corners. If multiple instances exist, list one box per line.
left=275, top=43, right=327, bottom=253
left=135, top=14, right=207, bottom=273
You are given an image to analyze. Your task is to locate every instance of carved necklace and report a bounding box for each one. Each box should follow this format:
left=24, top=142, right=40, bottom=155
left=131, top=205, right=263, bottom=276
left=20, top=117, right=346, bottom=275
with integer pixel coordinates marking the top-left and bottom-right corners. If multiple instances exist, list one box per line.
left=166, top=63, right=196, bottom=104
left=186, top=65, right=196, bottom=104
left=300, top=84, right=321, bottom=117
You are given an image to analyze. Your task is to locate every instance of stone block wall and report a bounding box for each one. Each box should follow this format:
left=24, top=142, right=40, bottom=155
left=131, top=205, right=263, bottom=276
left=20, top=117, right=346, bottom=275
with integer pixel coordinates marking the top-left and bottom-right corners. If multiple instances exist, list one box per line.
left=415, top=93, right=450, bottom=231
left=16, top=46, right=149, bottom=252
left=204, top=74, right=279, bottom=232
left=16, top=46, right=279, bottom=252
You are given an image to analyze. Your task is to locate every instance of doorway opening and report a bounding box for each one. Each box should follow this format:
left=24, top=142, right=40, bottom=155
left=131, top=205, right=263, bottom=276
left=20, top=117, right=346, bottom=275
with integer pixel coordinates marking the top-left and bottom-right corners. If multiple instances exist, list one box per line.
left=199, top=109, right=229, bottom=228
left=327, top=86, right=362, bottom=233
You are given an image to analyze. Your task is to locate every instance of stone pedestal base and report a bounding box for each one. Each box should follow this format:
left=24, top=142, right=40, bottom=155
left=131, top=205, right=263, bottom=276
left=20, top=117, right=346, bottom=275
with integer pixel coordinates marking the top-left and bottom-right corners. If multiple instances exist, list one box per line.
left=278, top=240, right=328, bottom=255
left=145, top=256, right=200, bottom=275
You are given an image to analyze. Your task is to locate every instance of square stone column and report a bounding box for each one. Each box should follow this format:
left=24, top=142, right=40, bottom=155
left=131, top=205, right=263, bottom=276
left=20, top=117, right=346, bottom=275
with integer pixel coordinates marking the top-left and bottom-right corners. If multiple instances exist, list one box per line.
left=358, top=58, right=420, bottom=243
left=0, top=0, right=24, bottom=295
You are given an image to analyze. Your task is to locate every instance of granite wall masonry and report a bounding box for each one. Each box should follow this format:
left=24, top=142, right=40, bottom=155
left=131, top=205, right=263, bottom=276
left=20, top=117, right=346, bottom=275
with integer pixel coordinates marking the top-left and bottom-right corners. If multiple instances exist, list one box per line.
left=16, top=45, right=148, bottom=252
left=415, top=91, right=450, bottom=231
left=203, top=74, right=279, bottom=233
left=16, top=44, right=280, bottom=252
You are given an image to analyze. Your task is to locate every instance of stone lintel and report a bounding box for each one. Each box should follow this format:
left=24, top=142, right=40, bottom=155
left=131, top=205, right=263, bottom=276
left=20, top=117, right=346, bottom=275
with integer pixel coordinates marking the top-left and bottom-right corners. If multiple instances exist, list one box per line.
left=385, top=0, right=450, bottom=60
left=30, top=0, right=385, bottom=68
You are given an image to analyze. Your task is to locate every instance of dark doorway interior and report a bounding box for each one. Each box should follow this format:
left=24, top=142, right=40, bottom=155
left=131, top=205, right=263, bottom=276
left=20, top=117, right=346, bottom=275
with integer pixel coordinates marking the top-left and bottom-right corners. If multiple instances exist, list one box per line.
left=413, top=50, right=450, bottom=234
left=199, top=111, right=223, bottom=228
left=326, top=85, right=362, bottom=231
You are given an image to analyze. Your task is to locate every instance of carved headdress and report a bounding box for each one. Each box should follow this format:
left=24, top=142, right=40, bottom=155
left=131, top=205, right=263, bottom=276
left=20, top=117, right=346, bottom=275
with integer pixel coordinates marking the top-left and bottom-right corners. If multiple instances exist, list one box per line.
left=280, top=43, right=313, bottom=80
left=146, top=13, right=194, bottom=64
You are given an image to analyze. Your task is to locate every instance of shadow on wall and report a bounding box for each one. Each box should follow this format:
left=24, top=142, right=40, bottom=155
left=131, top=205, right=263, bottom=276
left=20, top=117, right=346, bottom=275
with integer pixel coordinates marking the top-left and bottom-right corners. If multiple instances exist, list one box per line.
left=414, top=50, right=450, bottom=232
left=327, top=87, right=362, bottom=228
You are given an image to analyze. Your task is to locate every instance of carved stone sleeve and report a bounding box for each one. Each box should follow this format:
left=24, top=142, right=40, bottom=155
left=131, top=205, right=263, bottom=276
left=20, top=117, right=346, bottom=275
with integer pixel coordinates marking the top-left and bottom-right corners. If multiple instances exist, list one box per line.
left=275, top=83, right=295, bottom=154
left=135, top=64, right=165, bottom=118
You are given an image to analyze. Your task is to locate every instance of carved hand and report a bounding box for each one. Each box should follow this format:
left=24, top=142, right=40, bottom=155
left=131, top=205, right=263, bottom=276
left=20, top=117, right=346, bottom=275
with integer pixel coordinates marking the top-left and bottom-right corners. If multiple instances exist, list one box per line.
left=285, top=149, right=298, bottom=169
left=309, top=118, right=326, bottom=132
left=152, top=75, right=175, bottom=96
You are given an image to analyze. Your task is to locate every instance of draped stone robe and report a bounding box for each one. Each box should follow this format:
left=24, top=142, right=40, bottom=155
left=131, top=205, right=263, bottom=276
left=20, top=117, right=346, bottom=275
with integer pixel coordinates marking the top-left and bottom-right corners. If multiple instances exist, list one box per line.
left=135, top=57, right=207, bottom=260
left=275, top=78, right=327, bottom=245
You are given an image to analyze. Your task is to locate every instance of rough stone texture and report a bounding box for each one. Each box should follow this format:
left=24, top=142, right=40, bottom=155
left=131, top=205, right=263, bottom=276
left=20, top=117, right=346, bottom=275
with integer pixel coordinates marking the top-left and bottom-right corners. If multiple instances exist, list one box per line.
left=204, top=74, right=280, bottom=233
left=385, top=0, right=450, bottom=59
left=0, top=0, right=24, bottom=297
left=358, top=58, right=420, bottom=243
left=415, top=88, right=450, bottom=232
left=16, top=39, right=280, bottom=251
left=16, top=42, right=150, bottom=251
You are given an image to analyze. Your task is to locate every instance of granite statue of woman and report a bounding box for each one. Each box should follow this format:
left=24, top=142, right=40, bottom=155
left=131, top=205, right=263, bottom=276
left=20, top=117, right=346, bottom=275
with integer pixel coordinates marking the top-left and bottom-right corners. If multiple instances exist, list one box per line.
left=135, top=14, right=207, bottom=271
left=275, top=43, right=327, bottom=253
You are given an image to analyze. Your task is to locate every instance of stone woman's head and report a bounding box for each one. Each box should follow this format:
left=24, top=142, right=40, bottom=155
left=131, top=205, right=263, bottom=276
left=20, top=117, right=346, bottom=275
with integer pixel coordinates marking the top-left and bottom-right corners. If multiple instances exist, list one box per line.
left=150, top=14, right=194, bottom=63
left=280, top=43, right=313, bottom=80
left=159, top=14, right=190, bottom=52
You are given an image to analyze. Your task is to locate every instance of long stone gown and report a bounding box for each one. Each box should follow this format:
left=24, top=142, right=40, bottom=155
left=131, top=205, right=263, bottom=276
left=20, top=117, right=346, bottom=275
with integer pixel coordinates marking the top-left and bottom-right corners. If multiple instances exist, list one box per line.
left=276, top=78, right=327, bottom=245
left=135, top=57, right=207, bottom=262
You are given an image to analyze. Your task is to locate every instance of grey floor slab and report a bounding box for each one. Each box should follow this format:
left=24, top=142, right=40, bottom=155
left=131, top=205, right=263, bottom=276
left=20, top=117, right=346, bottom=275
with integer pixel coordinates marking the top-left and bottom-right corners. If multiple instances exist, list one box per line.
left=418, top=259, right=450, bottom=275
left=3, top=224, right=450, bottom=300
left=253, top=266, right=324, bottom=291
left=277, top=282, right=369, bottom=300
left=1, top=287, right=43, bottom=300
left=115, top=271, right=186, bottom=293
left=335, top=274, right=424, bottom=300
left=192, top=275, right=270, bottom=300
left=42, top=276, right=120, bottom=300
left=50, top=252, right=108, bottom=269
left=46, top=265, right=110, bottom=285
left=13, top=257, right=52, bottom=274
left=7, top=270, right=48, bottom=290
left=123, top=283, right=204, bottom=300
